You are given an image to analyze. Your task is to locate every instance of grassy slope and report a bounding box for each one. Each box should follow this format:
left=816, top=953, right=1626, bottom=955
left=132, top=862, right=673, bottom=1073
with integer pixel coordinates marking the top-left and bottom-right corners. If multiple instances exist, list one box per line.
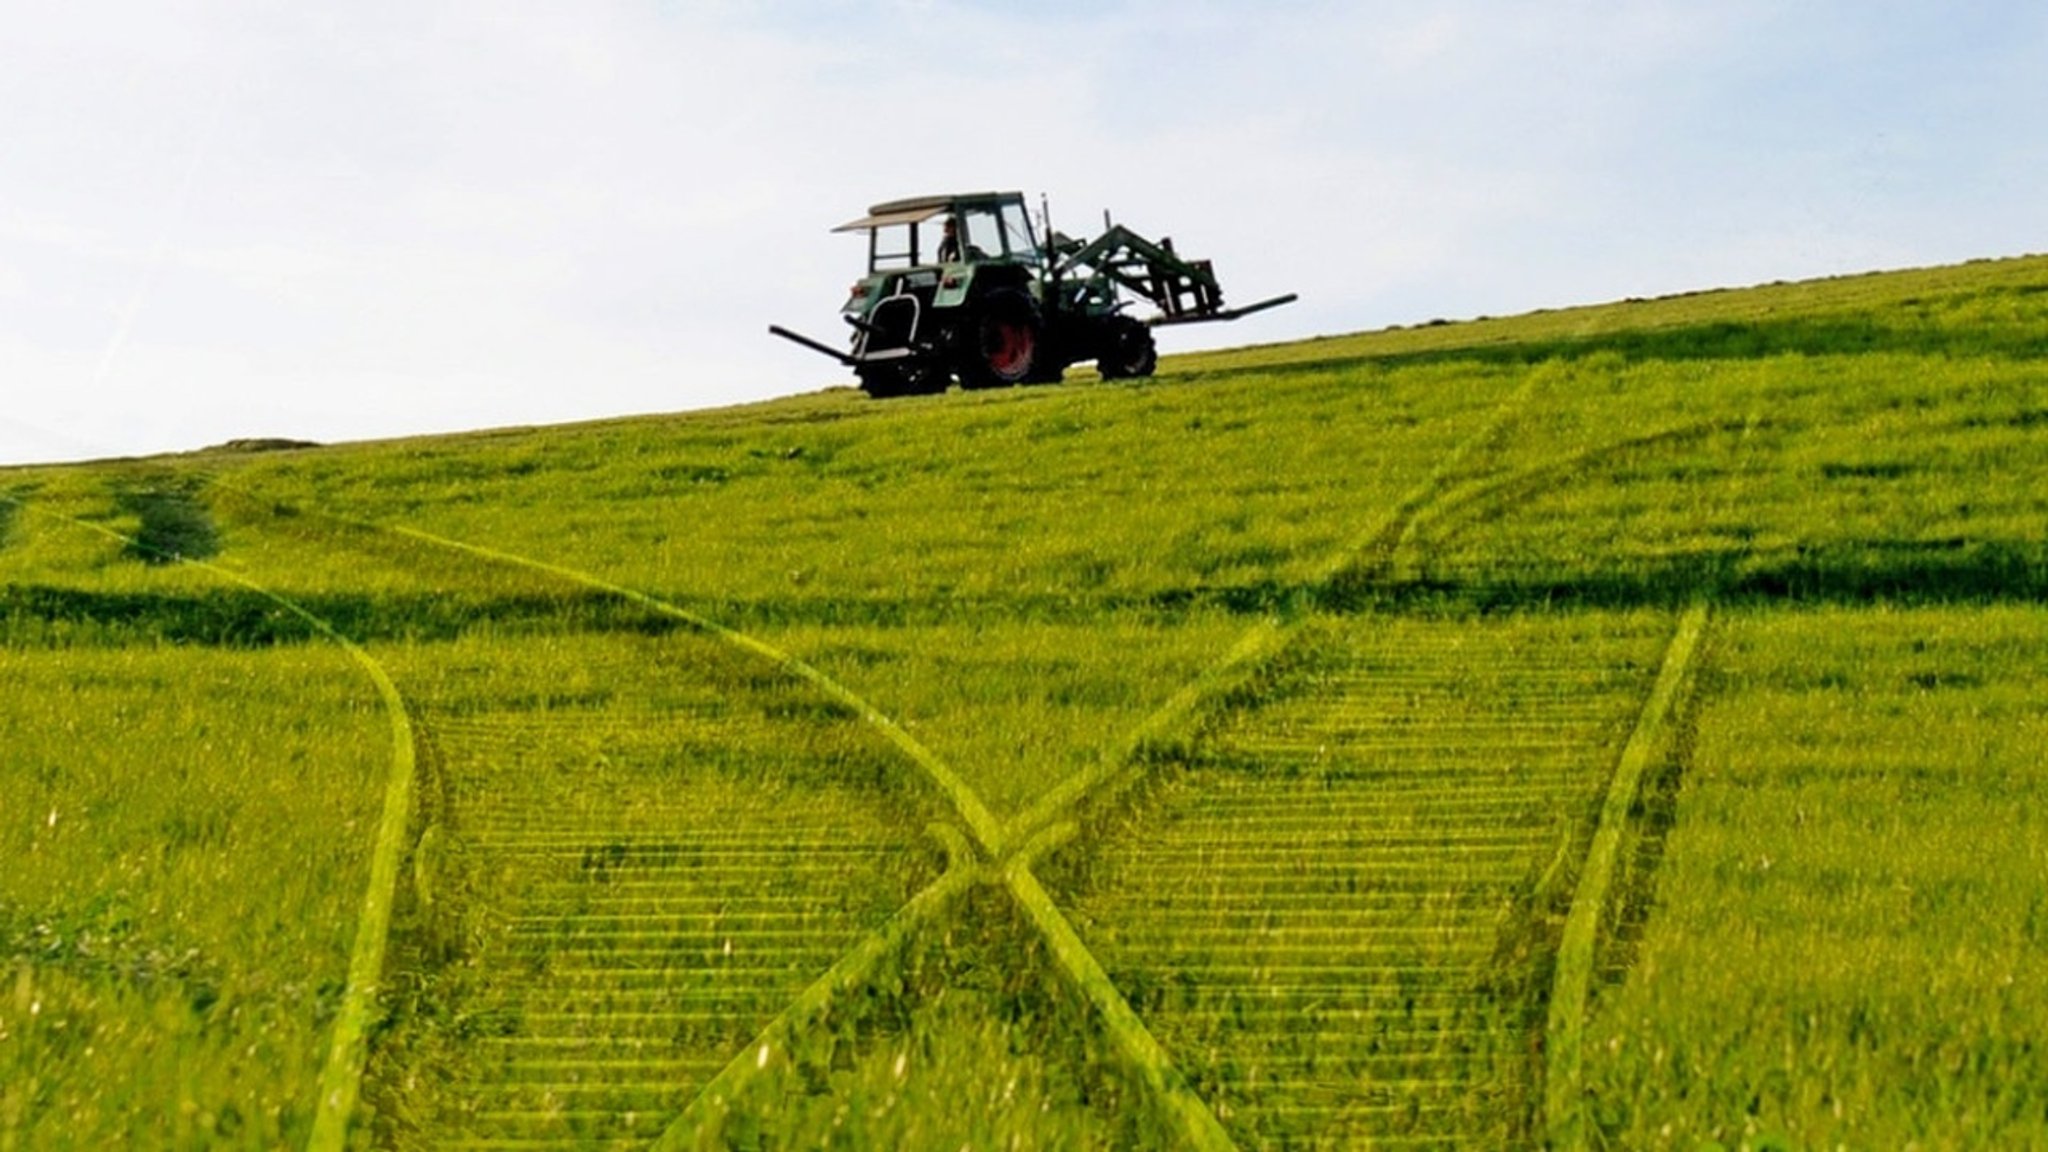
left=1584, top=606, right=2047, bottom=1151
left=2, top=254, right=2045, bottom=1148
left=1, top=477, right=388, bottom=1148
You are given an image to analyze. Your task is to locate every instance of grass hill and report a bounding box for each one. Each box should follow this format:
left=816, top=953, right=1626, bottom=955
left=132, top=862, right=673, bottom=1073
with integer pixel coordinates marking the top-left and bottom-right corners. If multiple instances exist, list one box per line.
left=4, top=254, right=2046, bottom=1150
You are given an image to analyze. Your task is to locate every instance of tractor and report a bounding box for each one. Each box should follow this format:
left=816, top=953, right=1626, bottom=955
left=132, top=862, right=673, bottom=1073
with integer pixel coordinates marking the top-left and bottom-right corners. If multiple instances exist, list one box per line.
left=770, top=191, right=1295, bottom=397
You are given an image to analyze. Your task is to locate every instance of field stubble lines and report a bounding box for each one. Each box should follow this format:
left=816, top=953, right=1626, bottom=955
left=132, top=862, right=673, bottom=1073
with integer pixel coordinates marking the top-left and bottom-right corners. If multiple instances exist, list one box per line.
left=114, top=361, right=1536, bottom=1147
left=1037, top=392, right=1739, bottom=1145
left=99, top=488, right=964, bottom=1148
left=1072, top=613, right=1675, bottom=1146
left=364, top=521, right=1235, bottom=1150
left=383, top=642, right=946, bottom=1149
left=169, top=373, right=1623, bottom=1145
left=0, top=495, right=420, bottom=1152
left=423, top=773, right=925, bottom=1143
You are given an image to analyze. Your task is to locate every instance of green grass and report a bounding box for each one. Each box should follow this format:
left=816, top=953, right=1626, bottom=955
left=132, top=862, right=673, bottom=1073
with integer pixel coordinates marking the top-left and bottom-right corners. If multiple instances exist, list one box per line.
left=0, top=639, right=387, bottom=1148
left=1578, top=606, right=2048, bottom=1151
left=5, top=252, right=2047, bottom=1148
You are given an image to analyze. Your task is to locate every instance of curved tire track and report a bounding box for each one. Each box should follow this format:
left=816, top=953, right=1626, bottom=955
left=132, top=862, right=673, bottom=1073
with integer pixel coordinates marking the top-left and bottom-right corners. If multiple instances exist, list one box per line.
left=0, top=493, right=421, bottom=1152
left=1067, top=613, right=1677, bottom=1147
left=310, top=529, right=955, bottom=1149
left=1544, top=604, right=1710, bottom=1149
left=125, top=379, right=1716, bottom=1147
left=371, top=531, right=1236, bottom=1148
left=1039, top=409, right=1721, bottom=1145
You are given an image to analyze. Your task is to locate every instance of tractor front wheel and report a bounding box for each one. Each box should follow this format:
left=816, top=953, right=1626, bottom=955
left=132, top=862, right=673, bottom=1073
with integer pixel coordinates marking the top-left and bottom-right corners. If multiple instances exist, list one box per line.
left=1096, top=319, right=1157, bottom=381
left=961, top=289, right=1041, bottom=389
left=856, top=362, right=945, bottom=399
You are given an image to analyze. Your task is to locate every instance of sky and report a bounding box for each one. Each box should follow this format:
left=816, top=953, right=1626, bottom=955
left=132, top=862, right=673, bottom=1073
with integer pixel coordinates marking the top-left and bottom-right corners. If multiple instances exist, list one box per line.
left=4, top=1, right=2045, bottom=465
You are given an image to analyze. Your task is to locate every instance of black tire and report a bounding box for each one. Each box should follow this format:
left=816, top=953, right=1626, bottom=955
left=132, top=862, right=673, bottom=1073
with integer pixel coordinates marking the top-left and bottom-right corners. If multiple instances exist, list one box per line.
left=1096, top=319, right=1157, bottom=380
left=854, top=361, right=906, bottom=398
left=959, top=288, right=1041, bottom=389
left=856, top=363, right=946, bottom=399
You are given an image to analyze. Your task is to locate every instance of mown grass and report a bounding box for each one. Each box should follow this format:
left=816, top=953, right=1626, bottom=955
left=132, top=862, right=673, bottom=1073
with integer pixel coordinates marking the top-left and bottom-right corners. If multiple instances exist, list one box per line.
left=699, top=887, right=1153, bottom=1149
left=1579, top=606, right=2048, bottom=1150
left=1181, top=255, right=2048, bottom=375
left=0, top=639, right=387, bottom=1148
left=3, top=252, right=2045, bottom=1146
left=199, top=359, right=1523, bottom=823
left=213, top=370, right=1507, bottom=612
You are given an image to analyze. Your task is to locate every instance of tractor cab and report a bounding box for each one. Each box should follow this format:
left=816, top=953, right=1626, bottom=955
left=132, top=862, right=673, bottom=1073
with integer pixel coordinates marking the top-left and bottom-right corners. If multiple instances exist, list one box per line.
left=835, top=192, right=1042, bottom=274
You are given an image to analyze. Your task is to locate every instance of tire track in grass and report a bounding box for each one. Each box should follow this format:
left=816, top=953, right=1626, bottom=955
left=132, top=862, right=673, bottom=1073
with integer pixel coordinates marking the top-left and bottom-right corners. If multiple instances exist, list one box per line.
left=371, top=399, right=1558, bottom=1146
left=1030, top=400, right=1732, bottom=1145
left=372, top=525, right=1236, bottom=1150
left=0, top=492, right=419, bottom=1152
left=660, top=832, right=981, bottom=1148
left=131, top=475, right=948, bottom=1146
left=1068, top=612, right=1676, bottom=1147
left=165, top=376, right=1544, bottom=1147
left=963, top=378, right=1544, bottom=1148
left=370, top=414, right=1712, bottom=1149
left=384, top=527, right=1005, bottom=854
left=1542, top=601, right=1708, bottom=1152
left=163, top=482, right=1219, bottom=1147
left=178, top=385, right=1699, bottom=1145
left=306, top=528, right=953, bottom=1150
left=1007, top=372, right=1546, bottom=852
left=903, top=379, right=1552, bottom=1150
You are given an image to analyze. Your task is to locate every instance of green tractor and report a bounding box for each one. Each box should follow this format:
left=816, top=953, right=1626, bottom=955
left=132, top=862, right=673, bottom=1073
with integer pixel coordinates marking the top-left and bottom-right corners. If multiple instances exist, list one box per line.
left=771, top=191, right=1295, bottom=398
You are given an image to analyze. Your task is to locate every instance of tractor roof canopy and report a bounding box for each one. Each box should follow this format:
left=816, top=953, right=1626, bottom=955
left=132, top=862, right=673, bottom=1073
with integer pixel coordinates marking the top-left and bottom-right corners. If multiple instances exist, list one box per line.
left=832, top=191, right=1024, bottom=232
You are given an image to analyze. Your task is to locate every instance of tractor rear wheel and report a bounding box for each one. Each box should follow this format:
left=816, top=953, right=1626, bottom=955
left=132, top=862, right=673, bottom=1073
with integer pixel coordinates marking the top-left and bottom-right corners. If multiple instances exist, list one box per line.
left=961, top=288, right=1041, bottom=389
left=1096, top=319, right=1157, bottom=380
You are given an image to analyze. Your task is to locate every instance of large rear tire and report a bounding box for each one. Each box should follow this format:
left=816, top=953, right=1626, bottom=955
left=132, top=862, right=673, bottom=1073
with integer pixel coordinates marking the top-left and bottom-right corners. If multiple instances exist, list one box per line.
left=960, top=288, right=1041, bottom=389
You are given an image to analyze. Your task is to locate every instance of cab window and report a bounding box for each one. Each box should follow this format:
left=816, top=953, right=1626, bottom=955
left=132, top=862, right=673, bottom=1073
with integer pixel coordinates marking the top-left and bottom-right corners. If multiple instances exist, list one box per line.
left=998, top=201, right=1040, bottom=264
left=869, top=222, right=918, bottom=270
left=961, top=209, right=1004, bottom=261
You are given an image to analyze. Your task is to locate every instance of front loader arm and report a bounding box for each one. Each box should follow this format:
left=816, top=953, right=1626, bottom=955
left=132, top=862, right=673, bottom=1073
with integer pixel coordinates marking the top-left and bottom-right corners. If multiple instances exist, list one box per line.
left=1056, top=224, right=1227, bottom=320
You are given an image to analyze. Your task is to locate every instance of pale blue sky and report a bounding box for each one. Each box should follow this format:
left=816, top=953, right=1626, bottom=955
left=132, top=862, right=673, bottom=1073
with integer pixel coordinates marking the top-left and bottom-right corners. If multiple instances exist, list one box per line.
left=4, top=1, right=2044, bottom=464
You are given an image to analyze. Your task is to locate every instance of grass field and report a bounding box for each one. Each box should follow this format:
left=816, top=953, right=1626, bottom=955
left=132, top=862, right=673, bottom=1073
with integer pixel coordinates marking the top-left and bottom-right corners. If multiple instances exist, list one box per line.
left=4, top=254, right=2045, bottom=1149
